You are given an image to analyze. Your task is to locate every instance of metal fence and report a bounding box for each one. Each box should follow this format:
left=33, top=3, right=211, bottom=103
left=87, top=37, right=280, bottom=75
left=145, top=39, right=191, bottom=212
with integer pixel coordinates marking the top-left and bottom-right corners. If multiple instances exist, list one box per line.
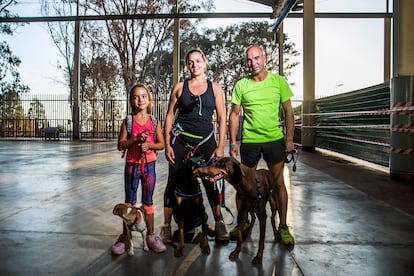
left=0, top=93, right=169, bottom=140
left=294, top=82, right=390, bottom=167
left=1, top=83, right=391, bottom=167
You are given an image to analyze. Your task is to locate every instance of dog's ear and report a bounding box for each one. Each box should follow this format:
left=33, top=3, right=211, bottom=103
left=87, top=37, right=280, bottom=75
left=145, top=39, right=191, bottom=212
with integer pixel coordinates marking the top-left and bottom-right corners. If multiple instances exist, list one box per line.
left=240, top=166, right=246, bottom=177
left=231, top=157, right=245, bottom=177
left=230, top=156, right=246, bottom=177
left=126, top=207, right=133, bottom=215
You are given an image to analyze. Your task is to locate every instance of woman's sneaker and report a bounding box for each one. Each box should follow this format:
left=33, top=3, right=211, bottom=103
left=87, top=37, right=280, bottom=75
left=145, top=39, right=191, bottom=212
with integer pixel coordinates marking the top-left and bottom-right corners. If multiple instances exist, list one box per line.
left=215, top=220, right=229, bottom=241
left=146, top=234, right=167, bottom=253
left=160, top=224, right=173, bottom=243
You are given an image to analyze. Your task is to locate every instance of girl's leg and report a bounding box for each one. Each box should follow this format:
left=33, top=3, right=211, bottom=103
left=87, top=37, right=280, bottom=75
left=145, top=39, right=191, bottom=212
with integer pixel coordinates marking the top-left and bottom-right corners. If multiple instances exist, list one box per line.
left=125, top=163, right=139, bottom=205
left=142, top=161, right=166, bottom=253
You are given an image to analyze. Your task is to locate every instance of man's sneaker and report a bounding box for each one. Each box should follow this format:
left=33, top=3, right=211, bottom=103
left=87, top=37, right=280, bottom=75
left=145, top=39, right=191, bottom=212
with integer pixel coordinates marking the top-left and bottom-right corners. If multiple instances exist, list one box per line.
left=146, top=234, right=167, bottom=253
left=215, top=220, right=229, bottom=241
left=229, top=222, right=251, bottom=240
left=278, top=224, right=294, bottom=245
left=160, top=224, right=172, bottom=243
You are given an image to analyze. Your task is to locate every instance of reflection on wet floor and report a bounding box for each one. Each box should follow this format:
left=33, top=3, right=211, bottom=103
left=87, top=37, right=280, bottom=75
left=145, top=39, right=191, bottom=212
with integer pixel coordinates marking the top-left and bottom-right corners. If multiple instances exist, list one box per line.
left=0, top=140, right=413, bottom=276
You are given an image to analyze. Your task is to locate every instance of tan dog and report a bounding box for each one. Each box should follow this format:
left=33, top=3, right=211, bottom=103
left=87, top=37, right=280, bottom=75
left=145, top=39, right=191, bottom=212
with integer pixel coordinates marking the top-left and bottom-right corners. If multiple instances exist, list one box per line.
left=193, top=156, right=279, bottom=264
left=113, top=203, right=149, bottom=255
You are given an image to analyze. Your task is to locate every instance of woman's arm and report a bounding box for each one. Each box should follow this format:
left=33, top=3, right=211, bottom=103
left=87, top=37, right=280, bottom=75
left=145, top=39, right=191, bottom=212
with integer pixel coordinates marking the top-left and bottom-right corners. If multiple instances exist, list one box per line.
left=164, top=82, right=183, bottom=164
left=212, top=82, right=226, bottom=158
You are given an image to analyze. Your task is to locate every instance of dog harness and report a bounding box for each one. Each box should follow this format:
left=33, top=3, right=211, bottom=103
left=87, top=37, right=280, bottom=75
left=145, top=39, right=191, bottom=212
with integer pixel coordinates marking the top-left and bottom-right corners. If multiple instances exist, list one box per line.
left=131, top=207, right=147, bottom=232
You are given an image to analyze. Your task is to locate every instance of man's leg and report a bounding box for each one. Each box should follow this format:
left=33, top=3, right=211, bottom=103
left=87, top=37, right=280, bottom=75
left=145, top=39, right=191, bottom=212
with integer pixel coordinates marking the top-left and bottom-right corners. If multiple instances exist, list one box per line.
left=267, top=160, right=294, bottom=245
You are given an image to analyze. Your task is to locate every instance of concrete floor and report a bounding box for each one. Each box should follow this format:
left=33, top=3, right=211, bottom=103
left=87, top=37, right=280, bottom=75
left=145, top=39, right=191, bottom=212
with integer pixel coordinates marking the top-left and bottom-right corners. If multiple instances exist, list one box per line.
left=0, top=140, right=413, bottom=276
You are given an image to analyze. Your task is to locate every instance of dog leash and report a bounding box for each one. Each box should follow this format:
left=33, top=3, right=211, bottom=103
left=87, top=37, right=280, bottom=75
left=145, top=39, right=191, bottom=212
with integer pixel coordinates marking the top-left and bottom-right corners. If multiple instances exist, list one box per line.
left=285, top=149, right=299, bottom=172
left=207, top=157, right=235, bottom=226
left=140, top=152, right=150, bottom=182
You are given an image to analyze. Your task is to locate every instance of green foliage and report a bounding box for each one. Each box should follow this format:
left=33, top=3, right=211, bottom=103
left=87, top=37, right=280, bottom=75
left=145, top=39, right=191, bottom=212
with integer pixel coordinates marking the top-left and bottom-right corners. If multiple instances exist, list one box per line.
left=183, top=21, right=300, bottom=98
left=0, top=0, right=29, bottom=96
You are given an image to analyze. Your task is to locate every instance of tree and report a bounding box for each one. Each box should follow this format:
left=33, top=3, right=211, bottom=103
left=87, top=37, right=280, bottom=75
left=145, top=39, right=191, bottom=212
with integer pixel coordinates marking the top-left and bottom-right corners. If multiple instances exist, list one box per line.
left=40, top=0, right=81, bottom=105
left=83, top=0, right=213, bottom=95
left=27, top=97, right=47, bottom=136
left=1, top=0, right=29, bottom=136
left=183, top=21, right=300, bottom=107
left=80, top=55, right=123, bottom=134
left=0, top=0, right=29, bottom=96
left=42, top=0, right=213, bottom=122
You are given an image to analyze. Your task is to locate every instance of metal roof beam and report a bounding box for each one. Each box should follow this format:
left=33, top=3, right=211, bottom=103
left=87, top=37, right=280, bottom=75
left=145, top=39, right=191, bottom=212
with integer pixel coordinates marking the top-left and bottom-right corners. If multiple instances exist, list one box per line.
left=0, top=12, right=392, bottom=23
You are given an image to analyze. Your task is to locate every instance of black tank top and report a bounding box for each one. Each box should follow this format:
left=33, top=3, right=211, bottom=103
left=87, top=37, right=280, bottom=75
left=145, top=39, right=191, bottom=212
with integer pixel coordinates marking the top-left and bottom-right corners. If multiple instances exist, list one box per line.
left=176, top=80, right=215, bottom=137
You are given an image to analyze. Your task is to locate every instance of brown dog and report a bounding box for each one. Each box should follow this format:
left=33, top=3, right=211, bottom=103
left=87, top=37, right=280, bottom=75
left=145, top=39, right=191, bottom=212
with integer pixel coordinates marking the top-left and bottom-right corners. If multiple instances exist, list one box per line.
left=113, top=203, right=149, bottom=255
left=193, top=156, right=279, bottom=264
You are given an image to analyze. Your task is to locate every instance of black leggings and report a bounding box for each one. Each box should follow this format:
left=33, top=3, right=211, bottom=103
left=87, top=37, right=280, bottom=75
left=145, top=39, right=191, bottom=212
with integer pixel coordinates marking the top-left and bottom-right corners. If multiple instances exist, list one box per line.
left=164, top=134, right=220, bottom=208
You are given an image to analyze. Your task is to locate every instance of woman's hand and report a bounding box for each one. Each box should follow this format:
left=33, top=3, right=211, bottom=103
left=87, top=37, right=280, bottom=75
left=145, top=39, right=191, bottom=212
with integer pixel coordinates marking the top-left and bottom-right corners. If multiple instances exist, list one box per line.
left=165, top=144, right=175, bottom=165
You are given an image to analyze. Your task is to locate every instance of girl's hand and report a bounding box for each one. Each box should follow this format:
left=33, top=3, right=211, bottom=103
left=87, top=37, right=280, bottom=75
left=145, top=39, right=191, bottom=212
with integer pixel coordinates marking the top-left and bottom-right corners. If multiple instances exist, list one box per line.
left=141, top=142, right=150, bottom=152
left=134, top=131, right=148, bottom=143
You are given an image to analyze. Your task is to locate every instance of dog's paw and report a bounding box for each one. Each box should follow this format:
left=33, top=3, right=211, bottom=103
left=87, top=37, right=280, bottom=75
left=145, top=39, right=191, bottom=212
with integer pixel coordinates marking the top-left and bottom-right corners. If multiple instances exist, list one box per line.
left=174, top=247, right=184, bottom=257
left=200, top=244, right=210, bottom=255
left=229, top=250, right=240, bottom=259
left=127, top=248, right=134, bottom=256
left=200, top=238, right=210, bottom=255
left=252, top=255, right=263, bottom=265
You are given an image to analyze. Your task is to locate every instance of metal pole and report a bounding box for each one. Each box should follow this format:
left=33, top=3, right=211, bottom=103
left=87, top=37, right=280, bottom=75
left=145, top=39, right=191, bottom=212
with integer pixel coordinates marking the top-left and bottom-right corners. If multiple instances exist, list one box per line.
left=172, top=0, right=180, bottom=84
left=72, top=0, right=80, bottom=139
left=278, top=23, right=284, bottom=76
left=384, top=0, right=391, bottom=81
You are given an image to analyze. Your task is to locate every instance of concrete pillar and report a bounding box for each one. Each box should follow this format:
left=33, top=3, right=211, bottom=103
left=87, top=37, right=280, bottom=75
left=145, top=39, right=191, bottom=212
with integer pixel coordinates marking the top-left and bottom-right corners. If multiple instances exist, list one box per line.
left=390, top=0, right=414, bottom=180
left=301, top=0, right=316, bottom=151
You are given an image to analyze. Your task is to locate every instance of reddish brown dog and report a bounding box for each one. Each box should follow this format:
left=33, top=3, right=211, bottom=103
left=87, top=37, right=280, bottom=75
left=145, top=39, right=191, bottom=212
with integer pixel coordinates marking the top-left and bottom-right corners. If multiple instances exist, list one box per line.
left=193, top=156, right=279, bottom=264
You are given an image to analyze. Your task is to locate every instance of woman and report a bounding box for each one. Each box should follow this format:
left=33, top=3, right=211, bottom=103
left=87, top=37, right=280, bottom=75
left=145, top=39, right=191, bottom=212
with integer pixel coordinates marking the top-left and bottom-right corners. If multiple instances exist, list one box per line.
left=160, top=48, right=229, bottom=243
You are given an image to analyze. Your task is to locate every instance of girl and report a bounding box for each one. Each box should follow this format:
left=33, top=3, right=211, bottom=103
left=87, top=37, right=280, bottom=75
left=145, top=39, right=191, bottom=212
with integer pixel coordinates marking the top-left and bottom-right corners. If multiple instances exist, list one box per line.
left=113, top=84, right=166, bottom=254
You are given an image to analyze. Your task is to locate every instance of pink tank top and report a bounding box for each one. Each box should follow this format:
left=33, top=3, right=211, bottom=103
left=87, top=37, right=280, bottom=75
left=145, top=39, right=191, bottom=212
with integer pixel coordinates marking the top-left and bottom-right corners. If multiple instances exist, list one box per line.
left=125, top=116, right=157, bottom=164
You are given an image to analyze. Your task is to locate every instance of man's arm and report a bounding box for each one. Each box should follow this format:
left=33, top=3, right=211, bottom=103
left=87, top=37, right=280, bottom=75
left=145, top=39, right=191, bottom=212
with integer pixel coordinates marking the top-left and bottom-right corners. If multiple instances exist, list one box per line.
left=228, top=103, right=241, bottom=157
left=282, top=99, right=295, bottom=152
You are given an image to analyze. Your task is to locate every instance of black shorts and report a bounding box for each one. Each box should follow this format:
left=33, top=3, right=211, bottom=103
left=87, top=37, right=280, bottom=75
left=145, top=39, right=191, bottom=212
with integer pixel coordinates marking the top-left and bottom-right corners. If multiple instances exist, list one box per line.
left=240, top=138, right=286, bottom=165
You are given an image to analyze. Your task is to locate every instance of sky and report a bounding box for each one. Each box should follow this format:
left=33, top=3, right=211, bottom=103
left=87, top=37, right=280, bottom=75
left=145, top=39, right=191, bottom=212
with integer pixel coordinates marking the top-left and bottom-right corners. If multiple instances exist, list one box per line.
left=4, top=0, right=391, bottom=98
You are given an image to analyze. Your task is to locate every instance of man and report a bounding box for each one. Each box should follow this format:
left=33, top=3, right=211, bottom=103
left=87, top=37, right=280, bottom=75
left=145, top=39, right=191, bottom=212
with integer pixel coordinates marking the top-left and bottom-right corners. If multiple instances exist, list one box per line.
left=228, top=45, right=295, bottom=245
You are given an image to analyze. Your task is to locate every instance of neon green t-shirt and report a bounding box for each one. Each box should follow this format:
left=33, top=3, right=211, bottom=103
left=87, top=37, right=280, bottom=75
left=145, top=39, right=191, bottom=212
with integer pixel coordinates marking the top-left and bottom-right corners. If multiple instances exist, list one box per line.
left=231, top=72, right=293, bottom=143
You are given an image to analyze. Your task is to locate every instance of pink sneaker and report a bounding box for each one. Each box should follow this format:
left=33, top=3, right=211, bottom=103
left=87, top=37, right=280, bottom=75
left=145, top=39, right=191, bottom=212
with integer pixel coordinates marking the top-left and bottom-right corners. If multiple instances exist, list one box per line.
left=111, top=242, right=125, bottom=255
left=146, top=234, right=166, bottom=253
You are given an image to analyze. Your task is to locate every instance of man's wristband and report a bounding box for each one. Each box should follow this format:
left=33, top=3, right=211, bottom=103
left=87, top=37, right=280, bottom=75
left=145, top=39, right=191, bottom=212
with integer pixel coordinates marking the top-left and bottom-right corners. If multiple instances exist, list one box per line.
left=229, top=142, right=237, bottom=147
